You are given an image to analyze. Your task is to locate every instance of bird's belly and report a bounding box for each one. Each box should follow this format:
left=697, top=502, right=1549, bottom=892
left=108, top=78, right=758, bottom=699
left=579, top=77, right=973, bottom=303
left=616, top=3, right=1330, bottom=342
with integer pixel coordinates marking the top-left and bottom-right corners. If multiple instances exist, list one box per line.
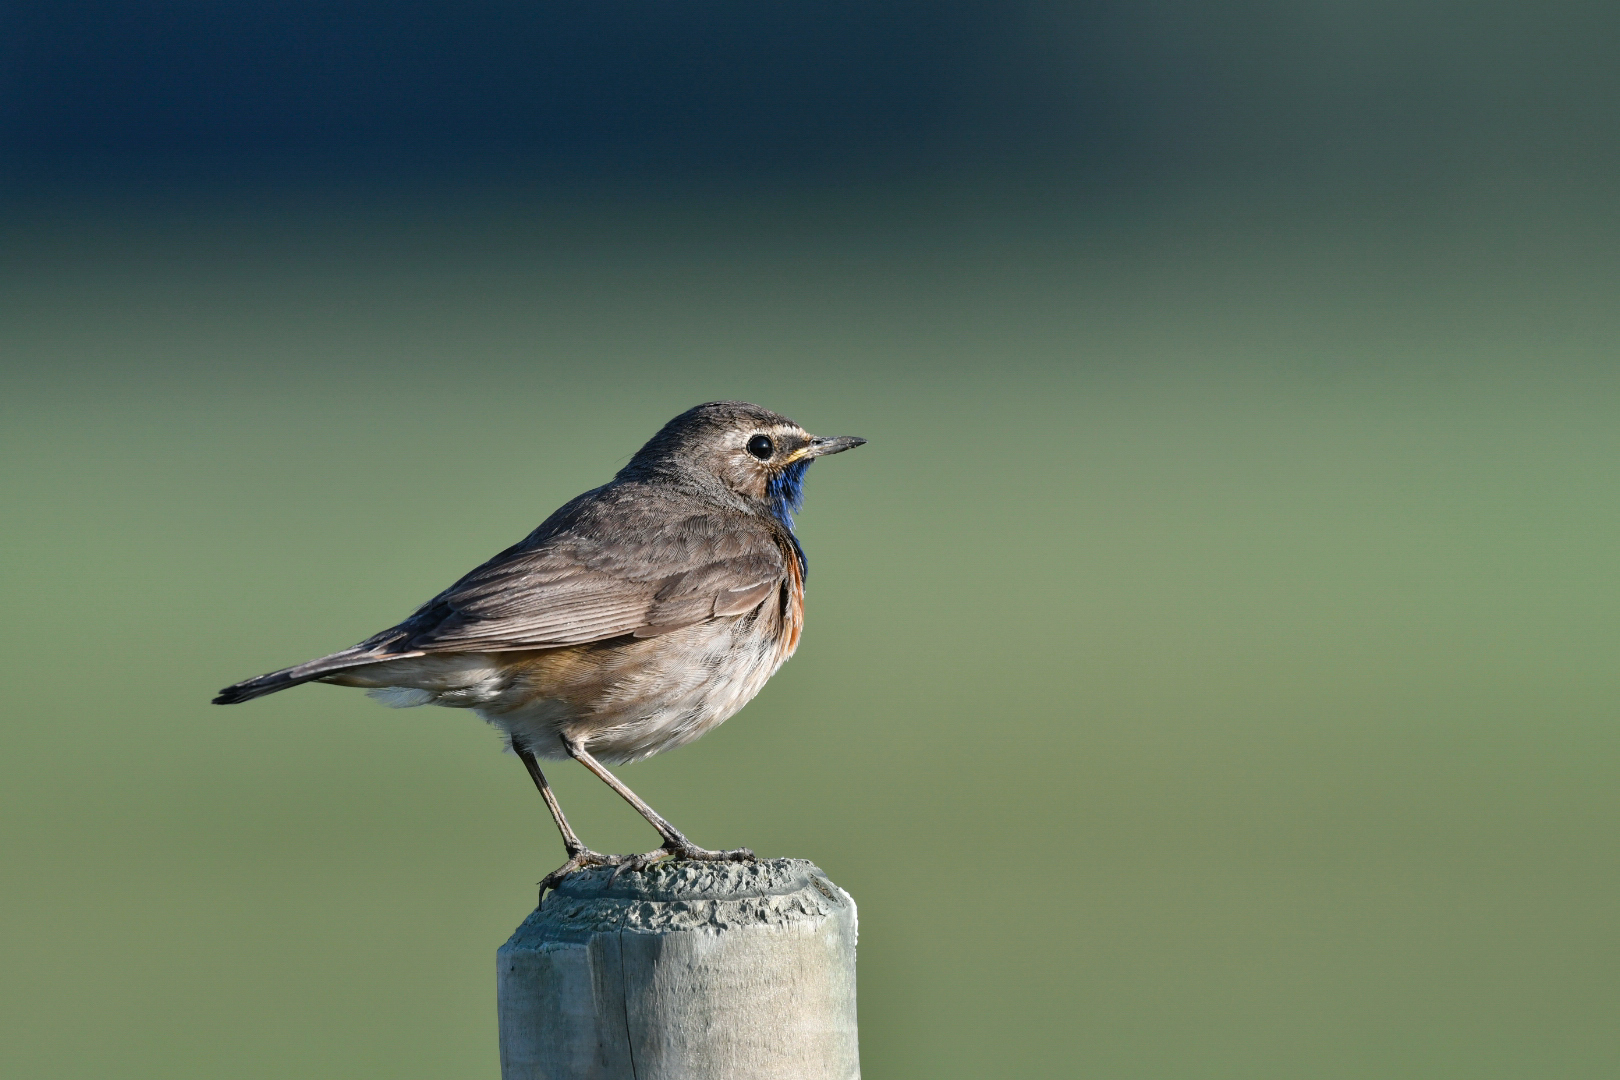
left=479, top=612, right=794, bottom=764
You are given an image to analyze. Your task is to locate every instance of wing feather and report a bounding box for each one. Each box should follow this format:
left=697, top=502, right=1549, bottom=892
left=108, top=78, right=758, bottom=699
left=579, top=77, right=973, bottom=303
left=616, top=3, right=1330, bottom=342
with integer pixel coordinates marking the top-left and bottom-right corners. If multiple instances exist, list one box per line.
left=373, top=487, right=790, bottom=653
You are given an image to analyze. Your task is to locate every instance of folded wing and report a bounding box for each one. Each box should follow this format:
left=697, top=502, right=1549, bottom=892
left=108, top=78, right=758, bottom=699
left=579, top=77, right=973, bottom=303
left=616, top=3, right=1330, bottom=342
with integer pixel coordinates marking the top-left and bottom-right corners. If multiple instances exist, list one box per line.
left=376, top=507, right=788, bottom=653
left=214, top=488, right=791, bottom=705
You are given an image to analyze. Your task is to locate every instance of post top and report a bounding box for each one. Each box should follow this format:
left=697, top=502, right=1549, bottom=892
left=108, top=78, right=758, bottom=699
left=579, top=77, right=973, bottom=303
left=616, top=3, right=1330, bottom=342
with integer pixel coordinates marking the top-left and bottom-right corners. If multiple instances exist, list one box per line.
left=551, top=857, right=839, bottom=903
left=503, top=857, right=855, bottom=946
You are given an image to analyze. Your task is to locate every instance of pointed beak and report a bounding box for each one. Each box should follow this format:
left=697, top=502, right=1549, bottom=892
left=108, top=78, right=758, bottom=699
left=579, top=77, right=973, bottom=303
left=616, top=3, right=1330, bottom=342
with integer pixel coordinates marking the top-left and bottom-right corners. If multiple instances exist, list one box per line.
left=803, top=435, right=866, bottom=459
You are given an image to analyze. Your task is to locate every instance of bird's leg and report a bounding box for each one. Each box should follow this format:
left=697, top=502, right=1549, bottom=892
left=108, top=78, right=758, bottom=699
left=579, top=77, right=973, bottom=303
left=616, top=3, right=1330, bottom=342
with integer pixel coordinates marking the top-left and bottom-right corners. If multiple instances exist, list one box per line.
left=564, top=737, right=754, bottom=877
left=514, top=742, right=627, bottom=903
left=515, top=743, right=587, bottom=854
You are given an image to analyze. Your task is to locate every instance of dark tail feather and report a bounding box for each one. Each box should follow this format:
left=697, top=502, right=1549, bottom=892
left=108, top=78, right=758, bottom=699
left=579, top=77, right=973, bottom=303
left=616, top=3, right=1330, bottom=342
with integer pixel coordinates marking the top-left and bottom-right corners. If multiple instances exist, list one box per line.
left=213, top=646, right=415, bottom=705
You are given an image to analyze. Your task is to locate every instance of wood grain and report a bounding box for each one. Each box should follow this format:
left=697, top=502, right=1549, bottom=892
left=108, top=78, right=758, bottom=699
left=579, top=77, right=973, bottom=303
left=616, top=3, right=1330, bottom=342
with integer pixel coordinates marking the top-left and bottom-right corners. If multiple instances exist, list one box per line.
left=498, top=858, right=859, bottom=1079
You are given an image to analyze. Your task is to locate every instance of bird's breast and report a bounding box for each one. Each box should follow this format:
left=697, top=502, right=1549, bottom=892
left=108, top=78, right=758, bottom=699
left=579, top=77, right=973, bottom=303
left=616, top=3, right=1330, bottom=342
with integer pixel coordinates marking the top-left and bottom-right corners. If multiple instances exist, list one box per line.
left=486, top=569, right=804, bottom=763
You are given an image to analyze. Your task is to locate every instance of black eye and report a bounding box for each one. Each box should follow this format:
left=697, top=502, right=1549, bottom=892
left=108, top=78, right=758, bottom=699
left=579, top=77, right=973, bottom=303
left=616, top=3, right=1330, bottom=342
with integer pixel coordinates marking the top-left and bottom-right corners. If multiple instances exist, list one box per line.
left=746, top=434, right=774, bottom=460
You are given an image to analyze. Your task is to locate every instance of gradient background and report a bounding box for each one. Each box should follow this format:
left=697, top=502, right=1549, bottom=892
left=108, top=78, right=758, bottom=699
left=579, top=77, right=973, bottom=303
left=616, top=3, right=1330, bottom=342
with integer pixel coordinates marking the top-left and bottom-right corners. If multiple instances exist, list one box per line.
left=4, top=3, right=1619, bottom=1078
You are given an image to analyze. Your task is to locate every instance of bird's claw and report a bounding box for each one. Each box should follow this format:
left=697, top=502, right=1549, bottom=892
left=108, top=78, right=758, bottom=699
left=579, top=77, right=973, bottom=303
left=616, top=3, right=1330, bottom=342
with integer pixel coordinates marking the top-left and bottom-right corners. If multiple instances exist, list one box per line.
left=537, top=849, right=628, bottom=905
left=608, top=849, right=670, bottom=885
left=539, top=843, right=756, bottom=902
left=608, top=841, right=755, bottom=885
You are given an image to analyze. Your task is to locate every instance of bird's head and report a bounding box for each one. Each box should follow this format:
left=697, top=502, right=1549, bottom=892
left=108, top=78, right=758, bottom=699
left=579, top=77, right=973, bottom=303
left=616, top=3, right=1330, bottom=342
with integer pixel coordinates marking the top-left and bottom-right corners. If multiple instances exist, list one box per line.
left=620, top=401, right=865, bottom=528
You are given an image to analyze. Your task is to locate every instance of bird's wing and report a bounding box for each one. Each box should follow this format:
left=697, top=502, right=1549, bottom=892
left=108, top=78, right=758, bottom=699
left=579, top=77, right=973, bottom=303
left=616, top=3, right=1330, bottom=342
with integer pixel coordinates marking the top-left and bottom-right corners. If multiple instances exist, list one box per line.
left=381, top=505, right=788, bottom=653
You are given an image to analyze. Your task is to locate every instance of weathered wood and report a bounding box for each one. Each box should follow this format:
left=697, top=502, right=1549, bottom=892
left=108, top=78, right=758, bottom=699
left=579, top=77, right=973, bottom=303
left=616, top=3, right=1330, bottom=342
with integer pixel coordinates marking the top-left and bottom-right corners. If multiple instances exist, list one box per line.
left=498, top=857, right=859, bottom=1080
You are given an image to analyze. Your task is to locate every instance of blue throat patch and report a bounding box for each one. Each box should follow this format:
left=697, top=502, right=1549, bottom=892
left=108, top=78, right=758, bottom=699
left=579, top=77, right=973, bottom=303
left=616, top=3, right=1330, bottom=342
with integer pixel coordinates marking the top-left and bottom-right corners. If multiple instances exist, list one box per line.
left=766, top=459, right=811, bottom=574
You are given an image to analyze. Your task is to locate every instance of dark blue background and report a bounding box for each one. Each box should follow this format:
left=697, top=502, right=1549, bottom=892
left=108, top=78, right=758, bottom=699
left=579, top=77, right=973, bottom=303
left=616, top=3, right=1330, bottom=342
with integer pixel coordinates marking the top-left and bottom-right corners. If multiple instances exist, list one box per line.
left=6, top=1, right=1616, bottom=176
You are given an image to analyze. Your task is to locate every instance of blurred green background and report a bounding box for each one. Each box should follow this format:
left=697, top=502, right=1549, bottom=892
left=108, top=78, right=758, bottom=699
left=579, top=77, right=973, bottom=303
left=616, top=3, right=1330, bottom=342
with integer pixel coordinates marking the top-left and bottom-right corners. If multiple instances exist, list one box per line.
left=5, top=1, right=1620, bottom=1076
left=4, top=177, right=1617, bottom=1079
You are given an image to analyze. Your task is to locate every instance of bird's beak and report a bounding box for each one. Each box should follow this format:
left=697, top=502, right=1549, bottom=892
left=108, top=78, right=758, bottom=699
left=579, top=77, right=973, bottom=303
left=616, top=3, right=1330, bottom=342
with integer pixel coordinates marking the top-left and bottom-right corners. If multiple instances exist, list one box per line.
left=799, top=435, right=867, bottom=460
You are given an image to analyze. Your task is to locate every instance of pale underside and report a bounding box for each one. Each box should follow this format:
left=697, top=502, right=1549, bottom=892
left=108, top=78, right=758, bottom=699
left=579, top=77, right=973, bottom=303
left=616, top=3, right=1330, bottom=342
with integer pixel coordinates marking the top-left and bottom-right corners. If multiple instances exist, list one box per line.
left=322, top=601, right=796, bottom=764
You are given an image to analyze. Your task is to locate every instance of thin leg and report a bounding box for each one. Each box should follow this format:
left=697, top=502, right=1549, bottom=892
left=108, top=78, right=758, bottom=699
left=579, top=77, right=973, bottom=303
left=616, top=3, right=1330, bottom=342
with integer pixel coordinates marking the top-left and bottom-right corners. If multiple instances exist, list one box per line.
left=563, top=740, right=688, bottom=846
left=513, top=743, right=586, bottom=856
left=564, top=737, right=754, bottom=875
left=513, top=740, right=629, bottom=905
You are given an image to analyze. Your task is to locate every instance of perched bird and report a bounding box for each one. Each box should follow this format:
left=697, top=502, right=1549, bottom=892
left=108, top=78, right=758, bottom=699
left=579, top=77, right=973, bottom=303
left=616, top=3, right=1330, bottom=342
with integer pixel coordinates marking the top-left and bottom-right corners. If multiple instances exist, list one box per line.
left=215, top=401, right=864, bottom=896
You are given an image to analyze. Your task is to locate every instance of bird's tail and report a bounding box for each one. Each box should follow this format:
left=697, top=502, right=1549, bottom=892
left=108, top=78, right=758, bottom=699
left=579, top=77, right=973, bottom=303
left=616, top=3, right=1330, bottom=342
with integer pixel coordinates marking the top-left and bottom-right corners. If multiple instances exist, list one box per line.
left=213, top=645, right=414, bottom=705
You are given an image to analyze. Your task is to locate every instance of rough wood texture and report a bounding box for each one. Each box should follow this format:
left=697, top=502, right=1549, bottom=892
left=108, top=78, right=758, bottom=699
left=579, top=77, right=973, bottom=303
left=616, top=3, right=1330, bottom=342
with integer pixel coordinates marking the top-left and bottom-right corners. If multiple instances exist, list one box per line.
left=498, top=858, right=859, bottom=1080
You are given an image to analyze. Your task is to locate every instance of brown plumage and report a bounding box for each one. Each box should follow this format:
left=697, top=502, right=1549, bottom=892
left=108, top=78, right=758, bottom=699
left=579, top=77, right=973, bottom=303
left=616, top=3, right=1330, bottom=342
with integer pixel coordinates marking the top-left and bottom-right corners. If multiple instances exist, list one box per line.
left=214, top=401, right=864, bottom=896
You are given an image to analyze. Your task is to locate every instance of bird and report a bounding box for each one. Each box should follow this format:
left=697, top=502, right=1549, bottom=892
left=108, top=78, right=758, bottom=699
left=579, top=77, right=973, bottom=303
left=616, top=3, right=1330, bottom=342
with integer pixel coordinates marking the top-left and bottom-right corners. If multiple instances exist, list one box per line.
left=214, top=401, right=865, bottom=898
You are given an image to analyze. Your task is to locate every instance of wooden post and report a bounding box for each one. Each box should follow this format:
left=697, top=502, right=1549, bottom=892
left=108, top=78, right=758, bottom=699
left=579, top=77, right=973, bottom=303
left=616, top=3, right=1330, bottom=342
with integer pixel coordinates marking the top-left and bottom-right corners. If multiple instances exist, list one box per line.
left=497, top=857, right=859, bottom=1080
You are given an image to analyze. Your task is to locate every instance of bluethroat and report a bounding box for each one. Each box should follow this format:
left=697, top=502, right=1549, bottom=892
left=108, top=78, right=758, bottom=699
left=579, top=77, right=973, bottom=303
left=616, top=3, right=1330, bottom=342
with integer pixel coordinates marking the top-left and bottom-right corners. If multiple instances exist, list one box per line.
left=215, top=401, right=865, bottom=897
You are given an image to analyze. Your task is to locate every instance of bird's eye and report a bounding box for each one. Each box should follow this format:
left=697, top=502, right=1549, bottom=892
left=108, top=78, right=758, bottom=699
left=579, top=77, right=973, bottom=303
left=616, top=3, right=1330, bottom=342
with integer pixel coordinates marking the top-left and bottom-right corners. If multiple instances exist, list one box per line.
left=746, top=434, right=774, bottom=460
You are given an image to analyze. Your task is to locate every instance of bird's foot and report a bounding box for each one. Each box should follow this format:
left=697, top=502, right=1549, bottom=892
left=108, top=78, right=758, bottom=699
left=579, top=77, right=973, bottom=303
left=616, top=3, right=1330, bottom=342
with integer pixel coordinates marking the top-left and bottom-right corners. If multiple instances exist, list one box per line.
left=608, top=840, right=755, bottom=884
left=538, top=849, right=628, bottom=905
